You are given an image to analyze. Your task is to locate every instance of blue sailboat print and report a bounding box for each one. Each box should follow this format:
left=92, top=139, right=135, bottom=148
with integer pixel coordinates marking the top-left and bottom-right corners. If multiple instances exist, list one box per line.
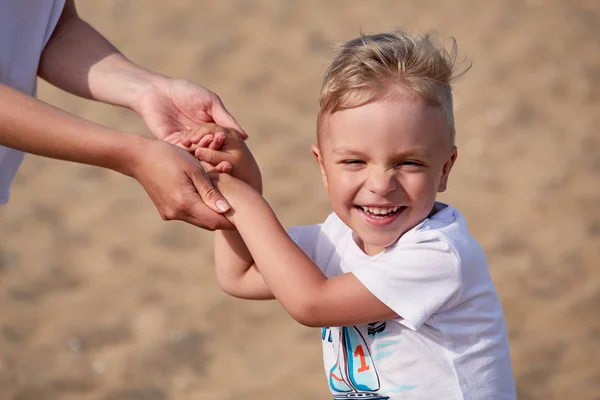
left=329, top=326, right=389, bottom=400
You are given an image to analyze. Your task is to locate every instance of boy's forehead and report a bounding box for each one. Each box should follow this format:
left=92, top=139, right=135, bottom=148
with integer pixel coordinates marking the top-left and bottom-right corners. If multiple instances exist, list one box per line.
left=317, top=85, right=418, bottom=136
left=321, top=87, right=433, bottom=128
left=330, top=144, right=434, bottom=157
left=319, top=94, right=450, bottom=150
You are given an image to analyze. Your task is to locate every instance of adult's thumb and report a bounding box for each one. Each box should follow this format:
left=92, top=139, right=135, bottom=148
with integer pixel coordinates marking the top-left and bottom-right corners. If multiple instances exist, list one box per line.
left=190, top=168, right=230, bottom=213
left=211, top=97, right=248, bottom=139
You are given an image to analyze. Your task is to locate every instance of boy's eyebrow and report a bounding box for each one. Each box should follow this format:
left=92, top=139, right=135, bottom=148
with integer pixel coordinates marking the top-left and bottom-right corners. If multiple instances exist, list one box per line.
left=332, top=147, right=367, bottom=157
left=332, top=147, right=433, bottom=158
left=400, top=149, right=434, bottom=158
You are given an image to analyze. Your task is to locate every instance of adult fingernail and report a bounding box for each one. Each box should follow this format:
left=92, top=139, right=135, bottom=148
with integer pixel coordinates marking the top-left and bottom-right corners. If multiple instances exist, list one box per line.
left=216, top=199, right=230, bottom=212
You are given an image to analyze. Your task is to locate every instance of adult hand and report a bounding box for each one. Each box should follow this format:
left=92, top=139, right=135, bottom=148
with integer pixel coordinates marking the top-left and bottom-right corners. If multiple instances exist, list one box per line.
left=129, top=137, right=234, bottom=230
left=131, top=79, right=247, bottom=230
left=135, top=78, right=247, bottom=142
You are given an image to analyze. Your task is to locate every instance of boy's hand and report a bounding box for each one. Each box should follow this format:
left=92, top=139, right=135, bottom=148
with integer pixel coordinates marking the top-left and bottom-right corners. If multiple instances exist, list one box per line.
left=164, top=125, right=233, bottom=174
left=175, top=124, right=262, bottom=193
left=163, top=123, right=225, bottom=151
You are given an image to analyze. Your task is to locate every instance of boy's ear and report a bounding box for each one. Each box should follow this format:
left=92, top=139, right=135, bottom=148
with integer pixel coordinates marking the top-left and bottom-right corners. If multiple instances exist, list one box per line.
left=311, top=144, right=328, bottom=190
left=438, top=146, right=458, bottom=193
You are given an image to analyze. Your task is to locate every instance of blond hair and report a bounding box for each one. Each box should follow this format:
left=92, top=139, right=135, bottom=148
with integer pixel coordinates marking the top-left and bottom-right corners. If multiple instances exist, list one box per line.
left=317, top=30, right=469, bottom=145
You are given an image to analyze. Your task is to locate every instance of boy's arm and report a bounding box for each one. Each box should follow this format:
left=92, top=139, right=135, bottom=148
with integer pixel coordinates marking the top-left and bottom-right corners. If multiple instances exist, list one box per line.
left=215, top=230, right=274, bottom=300
left=214, top=174, right=398, bottom=328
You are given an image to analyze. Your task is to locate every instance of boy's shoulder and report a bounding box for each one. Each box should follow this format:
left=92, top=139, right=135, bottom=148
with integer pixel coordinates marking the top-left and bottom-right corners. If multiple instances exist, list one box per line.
left=400, top=202, right=481, bottom=253
left=384, top=203, right=487, bottom=283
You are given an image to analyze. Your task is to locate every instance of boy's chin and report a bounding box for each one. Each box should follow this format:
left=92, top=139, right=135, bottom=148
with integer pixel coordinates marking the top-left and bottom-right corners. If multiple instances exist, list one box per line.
left=357, top=233, right=402, bottom=253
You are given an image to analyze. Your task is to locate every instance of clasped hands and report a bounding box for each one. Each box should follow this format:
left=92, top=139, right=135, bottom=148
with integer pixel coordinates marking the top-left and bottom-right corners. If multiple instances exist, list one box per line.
left=168, top=123, right=263, bottom=221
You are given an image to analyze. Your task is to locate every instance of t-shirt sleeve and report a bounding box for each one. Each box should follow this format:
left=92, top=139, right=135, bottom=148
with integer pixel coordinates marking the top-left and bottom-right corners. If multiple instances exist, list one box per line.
left=351, top=235, right=461, bottom=331
left=287, top=224, right=322, bottom=264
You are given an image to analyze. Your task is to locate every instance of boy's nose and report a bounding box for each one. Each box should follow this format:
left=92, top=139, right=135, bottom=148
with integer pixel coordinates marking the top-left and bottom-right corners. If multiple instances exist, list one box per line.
left=365, top=167, right=397, bottom=196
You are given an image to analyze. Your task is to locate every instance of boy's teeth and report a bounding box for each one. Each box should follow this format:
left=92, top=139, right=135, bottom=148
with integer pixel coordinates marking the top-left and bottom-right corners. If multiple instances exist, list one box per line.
left=360, top=206, right=399, bottom=215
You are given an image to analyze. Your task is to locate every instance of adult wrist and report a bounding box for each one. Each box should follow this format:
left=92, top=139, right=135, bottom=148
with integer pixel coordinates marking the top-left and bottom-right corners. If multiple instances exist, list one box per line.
left=108, top=133, right=153, bottom=178
left=89, top=54, right=169, bottom=113
left=127, top=71, right=170, bottom=114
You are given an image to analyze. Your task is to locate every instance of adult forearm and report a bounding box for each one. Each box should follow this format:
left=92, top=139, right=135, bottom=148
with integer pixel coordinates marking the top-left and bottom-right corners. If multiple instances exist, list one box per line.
left=0, top=83, right=140, bottom=175
left=38, top=0, right=164, bottom=111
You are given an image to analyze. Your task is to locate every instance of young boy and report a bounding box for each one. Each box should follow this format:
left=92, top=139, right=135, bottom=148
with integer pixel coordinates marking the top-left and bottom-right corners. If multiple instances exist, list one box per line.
left=185, top=30, right=516, bottom=399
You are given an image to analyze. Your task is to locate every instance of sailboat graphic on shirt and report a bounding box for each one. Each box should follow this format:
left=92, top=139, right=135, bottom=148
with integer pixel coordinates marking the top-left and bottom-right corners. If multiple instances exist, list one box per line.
left=328, top=326, right=389, bottom=400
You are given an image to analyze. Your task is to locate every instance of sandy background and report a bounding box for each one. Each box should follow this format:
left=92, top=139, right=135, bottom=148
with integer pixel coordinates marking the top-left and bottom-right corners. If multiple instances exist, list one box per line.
left=1, top=0, right=599, bottom=399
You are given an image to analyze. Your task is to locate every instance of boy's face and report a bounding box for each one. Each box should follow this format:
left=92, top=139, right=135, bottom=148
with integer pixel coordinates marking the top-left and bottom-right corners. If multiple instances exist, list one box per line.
left=313, top=88, right=457, bottom=255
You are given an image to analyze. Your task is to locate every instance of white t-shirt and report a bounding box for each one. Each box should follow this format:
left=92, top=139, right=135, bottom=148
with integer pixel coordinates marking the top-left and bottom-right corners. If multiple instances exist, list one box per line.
left=289, top=203, right=516, bottom=400
left=0, top=0, right=65, bottom=204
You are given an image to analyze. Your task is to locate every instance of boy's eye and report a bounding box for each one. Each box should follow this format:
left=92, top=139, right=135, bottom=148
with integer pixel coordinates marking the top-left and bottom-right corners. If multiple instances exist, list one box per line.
left=342, top=160, right=365, bottom=165
left=396, top=160, right=423, bottom=167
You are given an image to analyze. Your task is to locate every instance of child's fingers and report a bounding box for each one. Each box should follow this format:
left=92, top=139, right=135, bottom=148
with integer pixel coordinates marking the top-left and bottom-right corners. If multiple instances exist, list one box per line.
left=182, top=123, right=225, bottom=143
left=215, top=161, right=233, bottom=174
left=177, top=134, right=215, bottom=153
left=181, top=132, right=209, bottom=147
left=208, top=131, right=226, bottom=150
left=195, top=147, right=231, bottom=166
left=195, top=147, right=218, bottom=165
left=198, top=134, right=215, bottom=148
left=180, top=134, right=216, bottom=153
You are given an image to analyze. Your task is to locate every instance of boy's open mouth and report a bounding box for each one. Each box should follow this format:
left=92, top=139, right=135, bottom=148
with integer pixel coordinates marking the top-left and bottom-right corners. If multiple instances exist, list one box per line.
left=356, top=205, right=404, bottom=218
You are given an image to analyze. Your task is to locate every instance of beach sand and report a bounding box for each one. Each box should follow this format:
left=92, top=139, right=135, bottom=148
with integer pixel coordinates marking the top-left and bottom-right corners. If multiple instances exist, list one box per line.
left=1, top=1, right=599, bottom=399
